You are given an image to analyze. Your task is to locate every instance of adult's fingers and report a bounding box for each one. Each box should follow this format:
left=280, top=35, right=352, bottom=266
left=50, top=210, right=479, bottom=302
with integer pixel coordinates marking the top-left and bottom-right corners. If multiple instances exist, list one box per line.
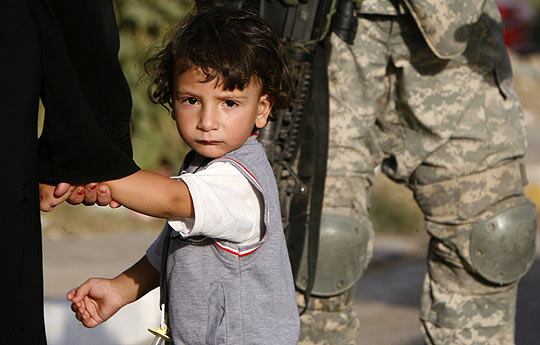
left=67, top=186, right=86, bottom=205
left=96, top=184, right=113, bottom=206
left=83, top=183, right=98, bottom=206
left=54, top=182, right=72, bottom=198
left=40, top=184, right=76, bottom=211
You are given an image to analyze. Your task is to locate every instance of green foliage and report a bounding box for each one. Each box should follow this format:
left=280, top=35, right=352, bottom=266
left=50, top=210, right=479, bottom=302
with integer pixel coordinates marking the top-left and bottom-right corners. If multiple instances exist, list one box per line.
left=115, top=0, right=194, bottom=170
left=532, top=0, right=540, bottom=46
left=369, top=173, right=425, bottom=234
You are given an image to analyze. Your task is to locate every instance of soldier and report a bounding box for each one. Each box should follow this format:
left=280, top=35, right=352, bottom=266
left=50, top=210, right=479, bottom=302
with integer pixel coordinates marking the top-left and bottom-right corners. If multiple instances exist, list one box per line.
left=299, top=0, right=537, bottom=344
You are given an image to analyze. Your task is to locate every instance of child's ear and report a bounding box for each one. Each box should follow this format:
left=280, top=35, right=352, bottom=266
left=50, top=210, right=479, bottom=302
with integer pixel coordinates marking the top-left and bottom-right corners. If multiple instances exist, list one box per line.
left=255, top=94, right=272, bottom=129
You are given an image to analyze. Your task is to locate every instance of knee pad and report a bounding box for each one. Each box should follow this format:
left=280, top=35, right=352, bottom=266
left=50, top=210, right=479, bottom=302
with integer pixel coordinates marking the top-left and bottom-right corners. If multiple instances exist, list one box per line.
left=294, top=213, right=373, bottom=296
left=470, top=198, right=537, bottom=285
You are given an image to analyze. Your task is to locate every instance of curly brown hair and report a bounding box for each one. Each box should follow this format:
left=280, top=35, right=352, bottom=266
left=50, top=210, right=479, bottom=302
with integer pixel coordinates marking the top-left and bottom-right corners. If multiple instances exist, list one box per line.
left=145, top=6, right=294, bottom=110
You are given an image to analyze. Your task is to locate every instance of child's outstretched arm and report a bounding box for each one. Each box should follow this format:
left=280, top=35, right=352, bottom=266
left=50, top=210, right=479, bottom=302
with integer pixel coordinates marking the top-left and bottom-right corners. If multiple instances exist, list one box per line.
left=67, top=256, right=159, bottom=328
left=103, top=170, right=194, bottom=219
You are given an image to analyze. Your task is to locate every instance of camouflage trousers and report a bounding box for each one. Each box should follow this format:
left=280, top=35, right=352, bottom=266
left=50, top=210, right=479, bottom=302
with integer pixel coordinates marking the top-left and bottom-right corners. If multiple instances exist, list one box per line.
left=298, top=12, right=536, bottom=345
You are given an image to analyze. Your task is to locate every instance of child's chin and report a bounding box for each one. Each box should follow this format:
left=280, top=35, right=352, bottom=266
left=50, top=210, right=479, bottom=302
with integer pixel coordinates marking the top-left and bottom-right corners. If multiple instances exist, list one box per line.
left=195, top=147, right=227, bottom=159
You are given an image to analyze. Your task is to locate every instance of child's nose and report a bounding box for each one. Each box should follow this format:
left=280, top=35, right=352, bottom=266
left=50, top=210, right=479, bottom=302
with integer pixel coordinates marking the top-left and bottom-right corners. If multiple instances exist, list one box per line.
left=197, top=109, right=219, bottom=131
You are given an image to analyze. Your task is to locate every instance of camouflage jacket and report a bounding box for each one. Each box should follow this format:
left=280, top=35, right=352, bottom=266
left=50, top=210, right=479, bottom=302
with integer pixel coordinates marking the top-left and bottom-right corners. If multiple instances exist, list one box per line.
left=357, top=0, right=502, bottom=59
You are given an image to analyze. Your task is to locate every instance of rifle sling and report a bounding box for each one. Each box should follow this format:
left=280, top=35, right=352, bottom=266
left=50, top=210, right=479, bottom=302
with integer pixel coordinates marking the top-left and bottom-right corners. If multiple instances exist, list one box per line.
left=302, top=36, right=330, bottom=312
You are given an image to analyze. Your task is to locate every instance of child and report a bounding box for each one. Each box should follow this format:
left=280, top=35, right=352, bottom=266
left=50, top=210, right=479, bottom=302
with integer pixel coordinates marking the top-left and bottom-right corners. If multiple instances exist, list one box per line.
left=66, top=6, right=300, bottom=345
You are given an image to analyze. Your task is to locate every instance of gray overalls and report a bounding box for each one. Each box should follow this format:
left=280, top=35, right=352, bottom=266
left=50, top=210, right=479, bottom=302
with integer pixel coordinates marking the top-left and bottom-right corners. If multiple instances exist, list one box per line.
left=151, top=137, right=300, bottom=345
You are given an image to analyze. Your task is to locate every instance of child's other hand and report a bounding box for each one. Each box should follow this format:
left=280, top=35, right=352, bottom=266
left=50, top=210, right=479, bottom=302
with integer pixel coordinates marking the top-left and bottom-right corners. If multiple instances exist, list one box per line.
left=66, top=278, right=124, bottom=328
left=39, top=183, right=75, bottom=212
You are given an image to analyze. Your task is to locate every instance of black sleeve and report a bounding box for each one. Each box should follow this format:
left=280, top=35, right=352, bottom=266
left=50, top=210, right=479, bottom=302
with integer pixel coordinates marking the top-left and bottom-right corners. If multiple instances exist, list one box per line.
left=35, top=0, right=140, bottom=184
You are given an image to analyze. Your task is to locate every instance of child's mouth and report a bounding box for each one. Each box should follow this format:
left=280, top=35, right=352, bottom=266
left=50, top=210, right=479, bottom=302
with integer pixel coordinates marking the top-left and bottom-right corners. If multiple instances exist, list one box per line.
left=197, top=140, right=221, bottom=145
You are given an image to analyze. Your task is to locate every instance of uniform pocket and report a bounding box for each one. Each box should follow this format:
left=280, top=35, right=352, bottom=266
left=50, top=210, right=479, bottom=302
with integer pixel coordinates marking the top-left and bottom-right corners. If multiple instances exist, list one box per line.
left=205, top=282, right=227, bottom=345
left=493, top=52, right=517, bottom=101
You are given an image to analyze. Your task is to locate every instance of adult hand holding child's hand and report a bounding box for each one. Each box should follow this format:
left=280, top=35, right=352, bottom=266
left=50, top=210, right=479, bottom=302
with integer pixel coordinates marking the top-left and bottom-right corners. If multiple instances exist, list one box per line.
left=39, top=182, right=120, bottom=211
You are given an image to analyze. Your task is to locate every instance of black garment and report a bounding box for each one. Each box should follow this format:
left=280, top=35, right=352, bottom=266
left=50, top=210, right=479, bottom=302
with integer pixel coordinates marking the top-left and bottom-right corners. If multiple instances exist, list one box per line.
left=37, top=0, right=139, bottom=183
left=0, top=0, right=139, bottom=343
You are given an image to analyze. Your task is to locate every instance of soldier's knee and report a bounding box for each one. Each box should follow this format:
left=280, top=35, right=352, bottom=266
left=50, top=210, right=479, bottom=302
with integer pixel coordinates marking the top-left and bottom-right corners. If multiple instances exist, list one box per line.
left=294, top=213, right=373, bottom=297
left=469, top=197, right=537, bottom=285
left=429, top=195, right=537, bottom=286
left=416, top=162, right=536, bottom=285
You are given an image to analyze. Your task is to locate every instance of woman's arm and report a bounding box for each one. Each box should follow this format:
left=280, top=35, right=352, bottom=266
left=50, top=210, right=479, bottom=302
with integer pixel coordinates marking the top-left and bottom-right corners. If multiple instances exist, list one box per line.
left=105, top=170, right=194, bottom=219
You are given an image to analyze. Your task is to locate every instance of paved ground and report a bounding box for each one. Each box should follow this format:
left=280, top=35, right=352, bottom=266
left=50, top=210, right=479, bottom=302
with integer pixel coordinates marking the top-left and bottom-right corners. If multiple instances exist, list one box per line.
left=43, top=231, right=160, bottom=345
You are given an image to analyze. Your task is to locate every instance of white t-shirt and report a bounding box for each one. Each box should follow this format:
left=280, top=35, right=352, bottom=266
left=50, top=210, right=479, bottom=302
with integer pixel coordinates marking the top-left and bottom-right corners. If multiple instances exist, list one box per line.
left=168, top=161, right=263, bottom=246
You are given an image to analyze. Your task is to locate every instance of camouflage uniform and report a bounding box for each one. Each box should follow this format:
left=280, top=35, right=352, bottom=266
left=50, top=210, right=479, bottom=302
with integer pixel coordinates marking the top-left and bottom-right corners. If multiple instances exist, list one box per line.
left=299, top=0, right=537, bottom=344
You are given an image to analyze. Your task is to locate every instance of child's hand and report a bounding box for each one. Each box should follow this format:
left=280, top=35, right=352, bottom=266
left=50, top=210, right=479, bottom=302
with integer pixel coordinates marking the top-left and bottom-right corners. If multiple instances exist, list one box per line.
left=66, top=278, right=126, bottom=328
left=39, top=183, right=76, bottom=212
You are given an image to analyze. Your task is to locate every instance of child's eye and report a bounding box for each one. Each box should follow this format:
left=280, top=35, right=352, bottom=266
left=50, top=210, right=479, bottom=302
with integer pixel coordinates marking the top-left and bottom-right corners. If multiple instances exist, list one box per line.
left=224, top=100, right=238, bottom=107
left=182, top=97, right=198, bottom=105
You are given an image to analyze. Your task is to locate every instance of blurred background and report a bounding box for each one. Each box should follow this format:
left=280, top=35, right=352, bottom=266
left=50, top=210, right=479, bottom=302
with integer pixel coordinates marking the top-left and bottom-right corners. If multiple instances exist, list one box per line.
left=41, top=0, right=540, bottom=237
left=41, top=0, right=540, bottom=344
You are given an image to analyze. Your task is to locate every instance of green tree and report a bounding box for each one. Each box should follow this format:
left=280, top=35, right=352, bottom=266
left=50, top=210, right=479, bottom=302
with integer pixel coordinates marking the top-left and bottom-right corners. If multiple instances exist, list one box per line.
left=115, top=0, right=193, bottom=170
left=532, top=0, right=540, bottom=47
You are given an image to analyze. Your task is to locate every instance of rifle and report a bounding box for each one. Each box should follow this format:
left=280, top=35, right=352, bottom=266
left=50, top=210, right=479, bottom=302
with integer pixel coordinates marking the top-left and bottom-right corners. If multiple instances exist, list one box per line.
left=254, top=0, right=359, bottom=311
left=253, top=0, right=334, bottom=313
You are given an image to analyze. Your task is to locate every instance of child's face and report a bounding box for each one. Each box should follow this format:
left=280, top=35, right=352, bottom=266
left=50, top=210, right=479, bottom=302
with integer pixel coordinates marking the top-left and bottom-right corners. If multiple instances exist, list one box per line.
left=173, top=67, right=271, bottom=158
